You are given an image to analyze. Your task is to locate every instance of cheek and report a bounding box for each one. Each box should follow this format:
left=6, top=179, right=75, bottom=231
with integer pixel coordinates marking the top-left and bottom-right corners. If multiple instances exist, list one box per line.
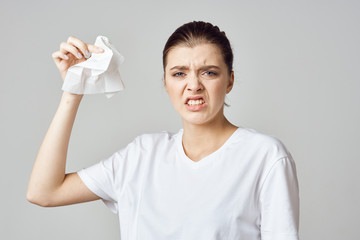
left=165, top=79, right=184, bottom=94
left=210, top=82, right=228, bottom=101
left=165, top=83, right=182, bottom=105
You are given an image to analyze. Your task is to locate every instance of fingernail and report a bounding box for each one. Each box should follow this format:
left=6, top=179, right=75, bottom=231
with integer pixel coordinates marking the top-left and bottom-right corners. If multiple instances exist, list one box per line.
left=63, top=54, right=69, bottom=60
left=77, top=52, right=82, bottom=58
left=85, top=52, right=91, bottom=59
left=98, top=47, right=104, bottom=52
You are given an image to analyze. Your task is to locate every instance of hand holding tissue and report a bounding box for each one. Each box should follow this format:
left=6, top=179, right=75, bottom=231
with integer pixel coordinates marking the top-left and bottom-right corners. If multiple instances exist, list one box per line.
left=62, top=36, right=125, bottom=98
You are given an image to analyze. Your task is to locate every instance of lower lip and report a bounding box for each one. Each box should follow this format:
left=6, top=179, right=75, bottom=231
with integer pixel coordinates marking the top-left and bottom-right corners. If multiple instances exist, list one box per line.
left=185, top=102, right=207, bottom=111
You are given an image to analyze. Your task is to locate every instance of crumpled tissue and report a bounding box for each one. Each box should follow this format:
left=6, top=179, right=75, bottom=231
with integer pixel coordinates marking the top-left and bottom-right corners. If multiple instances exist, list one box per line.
left=62, top=36, right=125, bottom=98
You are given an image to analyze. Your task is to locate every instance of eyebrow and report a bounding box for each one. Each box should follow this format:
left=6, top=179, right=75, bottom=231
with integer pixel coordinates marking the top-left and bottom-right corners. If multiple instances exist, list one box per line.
left=169, top=66, right=189, bottom=71
left=169, top=65, right=221, bottom=71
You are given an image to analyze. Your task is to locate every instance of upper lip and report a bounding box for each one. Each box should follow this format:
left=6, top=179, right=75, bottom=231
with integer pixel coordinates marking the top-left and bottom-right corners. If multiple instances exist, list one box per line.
left=185, top=95, right=205, bottom=104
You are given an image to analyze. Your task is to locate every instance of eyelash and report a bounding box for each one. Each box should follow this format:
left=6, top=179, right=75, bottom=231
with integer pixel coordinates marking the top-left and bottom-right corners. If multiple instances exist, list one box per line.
left=173, top=72, right=185, bottom=77
left=172, top=71, right=217, bottom=77
left=204, top=71, right=217, bottom=76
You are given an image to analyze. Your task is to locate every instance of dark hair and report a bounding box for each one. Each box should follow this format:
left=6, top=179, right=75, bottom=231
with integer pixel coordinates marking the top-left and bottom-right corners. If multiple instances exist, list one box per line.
left=163, top=21, right=234, bottom=74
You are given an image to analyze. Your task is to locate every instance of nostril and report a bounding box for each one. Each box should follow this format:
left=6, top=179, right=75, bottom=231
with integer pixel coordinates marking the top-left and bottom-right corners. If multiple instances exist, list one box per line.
left=187, top=87, right=203, bottom=92
left=187, top=84, right=203, bottom=92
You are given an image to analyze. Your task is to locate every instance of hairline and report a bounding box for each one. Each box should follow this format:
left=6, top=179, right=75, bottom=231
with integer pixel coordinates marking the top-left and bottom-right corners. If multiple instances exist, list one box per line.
left=163, top=42, right=229, bottom=73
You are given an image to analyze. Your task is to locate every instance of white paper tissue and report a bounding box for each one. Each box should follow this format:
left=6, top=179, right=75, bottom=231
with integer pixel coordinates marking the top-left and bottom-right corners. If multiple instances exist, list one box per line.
left=62, top=36, right=125, bottom=98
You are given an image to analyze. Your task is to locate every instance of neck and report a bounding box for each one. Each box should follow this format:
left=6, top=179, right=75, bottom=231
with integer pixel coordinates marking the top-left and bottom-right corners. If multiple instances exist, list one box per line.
left=181, top=115, right=238, bottom=161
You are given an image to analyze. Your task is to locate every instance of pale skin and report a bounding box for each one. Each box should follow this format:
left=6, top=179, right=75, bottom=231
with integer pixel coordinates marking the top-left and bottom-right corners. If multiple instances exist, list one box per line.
left=27, top=36, right=102, bottom=206
left=27, top=37, right=237, bottom=207
left=164, top=44, right=237, bottom=161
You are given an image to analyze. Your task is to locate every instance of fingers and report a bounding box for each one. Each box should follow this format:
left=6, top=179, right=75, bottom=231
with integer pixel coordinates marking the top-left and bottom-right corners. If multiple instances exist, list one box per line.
left=52, top=51, right=69, bottom=60
left=57, top=36, right=105, bottom=61
left=60, top=42, right=85, bottom=60
left=88, top=44, right=104, bottom=54
left=66, top=36, right=91, bottom=59
left=52, top=51, right=69, bottom=65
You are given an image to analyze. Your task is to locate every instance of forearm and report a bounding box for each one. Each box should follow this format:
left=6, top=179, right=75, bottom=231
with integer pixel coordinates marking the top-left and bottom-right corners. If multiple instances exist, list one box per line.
left=27, top=92, right=83, bottom=205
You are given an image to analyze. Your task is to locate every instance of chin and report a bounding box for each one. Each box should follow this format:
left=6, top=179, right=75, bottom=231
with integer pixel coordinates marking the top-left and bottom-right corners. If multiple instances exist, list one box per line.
left=181, top=114, right=214, bottom=126
left=178, top=105, right=224, bottom=126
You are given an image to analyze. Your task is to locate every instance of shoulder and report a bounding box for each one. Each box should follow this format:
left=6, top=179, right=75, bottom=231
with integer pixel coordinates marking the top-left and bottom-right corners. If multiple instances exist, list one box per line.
left=232, top=127, right=291, bottom=161
left=110, top=130, right=180, bottom=165
left=130, top=130, right=180, bottom=149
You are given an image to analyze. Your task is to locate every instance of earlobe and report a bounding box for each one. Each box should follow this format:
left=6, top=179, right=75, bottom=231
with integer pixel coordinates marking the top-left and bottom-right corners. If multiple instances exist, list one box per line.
left=226, top=71, right=234, bottom=94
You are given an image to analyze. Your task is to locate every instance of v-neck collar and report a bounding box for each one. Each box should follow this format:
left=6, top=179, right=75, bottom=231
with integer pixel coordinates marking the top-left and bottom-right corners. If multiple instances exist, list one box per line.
left=176, top=128, right=241, bottom=169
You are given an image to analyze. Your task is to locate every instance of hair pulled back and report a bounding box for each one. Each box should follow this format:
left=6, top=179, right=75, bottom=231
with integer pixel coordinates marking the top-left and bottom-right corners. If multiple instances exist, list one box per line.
left=163, top=21, right=234, bottom=74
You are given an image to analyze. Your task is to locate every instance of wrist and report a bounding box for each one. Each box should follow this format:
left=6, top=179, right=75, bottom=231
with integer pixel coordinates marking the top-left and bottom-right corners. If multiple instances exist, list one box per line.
left=61, top=92, right=83, bottom=105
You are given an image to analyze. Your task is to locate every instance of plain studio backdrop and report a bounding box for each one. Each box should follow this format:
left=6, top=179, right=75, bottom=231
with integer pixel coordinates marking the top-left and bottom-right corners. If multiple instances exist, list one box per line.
left=1, top=0, right=359, bottom=239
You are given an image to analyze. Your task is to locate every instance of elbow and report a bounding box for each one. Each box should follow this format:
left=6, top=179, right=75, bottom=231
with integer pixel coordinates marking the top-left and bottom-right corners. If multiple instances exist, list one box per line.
left=26, top=188, right=53, bottom=207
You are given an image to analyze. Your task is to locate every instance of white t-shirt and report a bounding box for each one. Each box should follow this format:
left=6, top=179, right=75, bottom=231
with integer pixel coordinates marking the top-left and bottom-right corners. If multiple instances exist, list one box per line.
left=78, top=128, right=299, bottom=240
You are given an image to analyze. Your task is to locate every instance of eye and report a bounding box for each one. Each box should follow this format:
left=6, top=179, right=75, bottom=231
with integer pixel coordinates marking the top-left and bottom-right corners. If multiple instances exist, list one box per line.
left=173, top=72, right=185, bottom=77
left=204, top=71, right=217, bottom=76
left=202, top=71, right=218, bottom=79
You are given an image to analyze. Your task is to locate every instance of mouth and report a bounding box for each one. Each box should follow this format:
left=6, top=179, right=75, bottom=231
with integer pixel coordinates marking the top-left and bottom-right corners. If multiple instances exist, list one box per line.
left=184, top=96, right=207, bottom=111
left=187, top=99, right=205, bottom=106
left=185, top=96, right=205, bottom=106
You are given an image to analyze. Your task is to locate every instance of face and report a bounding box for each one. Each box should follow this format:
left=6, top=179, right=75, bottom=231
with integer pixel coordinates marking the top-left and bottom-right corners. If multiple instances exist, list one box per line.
left=164, top=43, right=234, bottom=126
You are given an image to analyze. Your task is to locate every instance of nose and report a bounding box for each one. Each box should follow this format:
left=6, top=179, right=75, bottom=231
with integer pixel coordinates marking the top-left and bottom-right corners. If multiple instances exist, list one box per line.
left=186, top=74, right=203, bottom=92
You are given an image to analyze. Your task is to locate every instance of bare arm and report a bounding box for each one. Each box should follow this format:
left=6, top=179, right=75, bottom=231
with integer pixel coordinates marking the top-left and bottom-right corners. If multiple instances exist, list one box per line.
left=27, top=37, right=104, bottom=207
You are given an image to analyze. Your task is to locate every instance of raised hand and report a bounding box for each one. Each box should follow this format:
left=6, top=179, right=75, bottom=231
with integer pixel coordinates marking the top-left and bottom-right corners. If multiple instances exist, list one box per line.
left=52, top=36, right=104, bottom=80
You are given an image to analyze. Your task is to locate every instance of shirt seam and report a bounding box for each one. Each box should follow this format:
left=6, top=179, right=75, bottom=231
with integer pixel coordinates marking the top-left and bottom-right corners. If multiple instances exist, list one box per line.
left=258, top=156, right=289, bottom=203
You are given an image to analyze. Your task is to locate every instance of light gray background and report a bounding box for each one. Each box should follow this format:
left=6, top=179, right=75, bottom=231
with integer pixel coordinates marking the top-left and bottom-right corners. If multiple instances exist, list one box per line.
left=1, top=0, right=359, bottom=239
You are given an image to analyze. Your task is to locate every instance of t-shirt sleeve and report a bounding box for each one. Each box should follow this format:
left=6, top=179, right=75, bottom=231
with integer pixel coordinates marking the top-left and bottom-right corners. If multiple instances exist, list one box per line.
left=77, top=137, right=140, bottom=214
left=259, top=156, right=300, bottom=240
left=77, top=152, right=120, bottom=213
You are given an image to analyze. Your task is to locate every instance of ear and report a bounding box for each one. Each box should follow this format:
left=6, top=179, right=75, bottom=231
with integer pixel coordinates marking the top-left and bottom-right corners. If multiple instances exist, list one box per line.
left=163, top=74, right=168, bottom=92
left=226, top=71, right=234, bottom=94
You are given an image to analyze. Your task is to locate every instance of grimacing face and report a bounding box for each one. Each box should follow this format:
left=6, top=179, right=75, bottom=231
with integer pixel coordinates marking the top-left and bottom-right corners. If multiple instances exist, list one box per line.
left=164, top=43, right=234, bottom=126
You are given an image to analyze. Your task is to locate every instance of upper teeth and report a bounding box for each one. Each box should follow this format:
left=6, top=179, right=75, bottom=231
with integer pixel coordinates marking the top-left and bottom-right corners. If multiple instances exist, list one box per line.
left=187, top=99, right=204, bottom=106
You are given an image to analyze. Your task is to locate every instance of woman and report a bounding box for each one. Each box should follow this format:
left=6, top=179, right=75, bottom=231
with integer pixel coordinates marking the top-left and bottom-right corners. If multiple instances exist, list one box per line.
left=27, top=21, right=299, bottom=239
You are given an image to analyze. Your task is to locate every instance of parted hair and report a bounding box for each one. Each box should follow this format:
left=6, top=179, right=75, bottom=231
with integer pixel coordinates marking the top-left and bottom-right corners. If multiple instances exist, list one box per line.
left=163, top=21, right=234, bottom=74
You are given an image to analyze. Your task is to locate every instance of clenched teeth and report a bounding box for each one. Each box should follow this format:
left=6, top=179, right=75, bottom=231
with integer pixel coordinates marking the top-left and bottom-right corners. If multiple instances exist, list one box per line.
left=187, top=99, right=204, bottom=106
